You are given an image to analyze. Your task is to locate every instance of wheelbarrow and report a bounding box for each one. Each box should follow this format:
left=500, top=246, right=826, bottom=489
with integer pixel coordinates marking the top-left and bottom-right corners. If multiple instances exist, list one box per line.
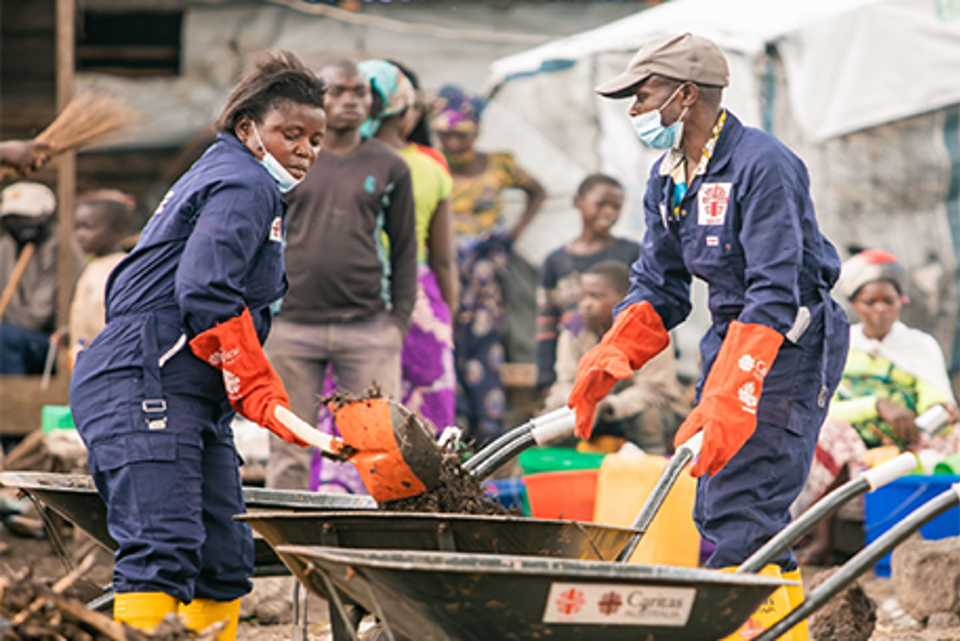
left=0, top=470, right=376, bottom=598
left=273, top=450, right=926, bottom=641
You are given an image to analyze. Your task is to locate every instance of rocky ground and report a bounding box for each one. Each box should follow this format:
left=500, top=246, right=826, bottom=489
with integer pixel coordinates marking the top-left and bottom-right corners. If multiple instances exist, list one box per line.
left=3, top=527, right=960, bottom=640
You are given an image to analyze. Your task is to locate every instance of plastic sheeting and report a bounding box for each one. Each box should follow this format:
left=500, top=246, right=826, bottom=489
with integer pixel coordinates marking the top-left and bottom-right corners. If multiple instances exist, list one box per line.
left=488, top=0, right=960, bottom=142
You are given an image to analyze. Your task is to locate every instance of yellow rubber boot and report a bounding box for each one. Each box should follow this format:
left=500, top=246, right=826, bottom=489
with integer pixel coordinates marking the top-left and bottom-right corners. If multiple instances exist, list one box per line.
left=179, top=598, right=241, bottom=641
left=719, top=565, right=795, bottom=640
left=114, top=592, right=179, bottom=631
left=782, top=569, right=809, bottom=641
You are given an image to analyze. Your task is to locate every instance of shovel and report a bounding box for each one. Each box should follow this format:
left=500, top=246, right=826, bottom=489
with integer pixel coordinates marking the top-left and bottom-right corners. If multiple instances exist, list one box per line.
left=273, top=399, right=442, bottom=504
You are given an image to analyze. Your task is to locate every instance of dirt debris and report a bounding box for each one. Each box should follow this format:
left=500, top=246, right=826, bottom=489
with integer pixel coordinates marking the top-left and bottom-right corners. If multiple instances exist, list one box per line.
left=0, top=556, right=220, bottom=641
left=378, top=448, right=511, bottom=516
left=808, top=567, right=877, bottom=641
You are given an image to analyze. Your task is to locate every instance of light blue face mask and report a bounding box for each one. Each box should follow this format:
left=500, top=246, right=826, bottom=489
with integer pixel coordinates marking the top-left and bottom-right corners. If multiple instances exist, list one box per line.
left=630, top=84, right=689, bottom=150
left=253, top=126, right=301, bottom=193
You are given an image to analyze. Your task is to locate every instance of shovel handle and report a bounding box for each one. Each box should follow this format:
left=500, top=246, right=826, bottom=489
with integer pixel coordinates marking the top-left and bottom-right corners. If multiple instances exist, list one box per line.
left=273, top=405, right=345, bottom=458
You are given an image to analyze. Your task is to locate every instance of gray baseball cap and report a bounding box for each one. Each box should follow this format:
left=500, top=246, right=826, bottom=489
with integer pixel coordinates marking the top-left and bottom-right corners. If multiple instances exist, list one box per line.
left=595, top=32, right=730, bottom=99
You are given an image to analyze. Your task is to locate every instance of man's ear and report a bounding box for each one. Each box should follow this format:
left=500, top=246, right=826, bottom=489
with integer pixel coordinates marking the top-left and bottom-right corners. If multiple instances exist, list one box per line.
left=681, top=82, right=699, bottom=108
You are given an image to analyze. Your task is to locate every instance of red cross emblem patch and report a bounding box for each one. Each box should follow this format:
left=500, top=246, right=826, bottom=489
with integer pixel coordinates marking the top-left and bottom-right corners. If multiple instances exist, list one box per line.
left=555, top=588, right=586, bottom=615
left=698, top=182, right=732, bottom=225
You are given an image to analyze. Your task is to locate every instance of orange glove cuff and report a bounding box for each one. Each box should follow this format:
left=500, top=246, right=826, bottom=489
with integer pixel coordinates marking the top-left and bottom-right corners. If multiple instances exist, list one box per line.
left=674, top=320, right=784, bottom=476
left=189, top=308, right=292, bottom=432
left=602, top=301, right=671, bottom=370
left=567, top=302, right=670, bottom=439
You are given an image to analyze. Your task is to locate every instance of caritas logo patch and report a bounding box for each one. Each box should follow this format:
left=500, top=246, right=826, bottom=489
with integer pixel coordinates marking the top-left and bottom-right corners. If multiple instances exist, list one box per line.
left=554, top=588, right=586, bottom=615
left=698, top=182, right=732, bottom=225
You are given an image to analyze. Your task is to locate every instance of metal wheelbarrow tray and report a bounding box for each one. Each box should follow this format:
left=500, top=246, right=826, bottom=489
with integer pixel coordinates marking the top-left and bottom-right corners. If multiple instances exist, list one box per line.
left=238, top=511, right=637, bottom=561
left=0, top=471, right=375, bottom=576
left=276, top=545, right=788, bottom=641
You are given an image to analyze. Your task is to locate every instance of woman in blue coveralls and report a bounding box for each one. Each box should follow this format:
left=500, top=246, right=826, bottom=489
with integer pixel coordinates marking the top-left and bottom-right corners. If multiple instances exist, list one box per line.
left=69, top=51, right=326, bottom=638
left=568, top=32, right=849, bottom=622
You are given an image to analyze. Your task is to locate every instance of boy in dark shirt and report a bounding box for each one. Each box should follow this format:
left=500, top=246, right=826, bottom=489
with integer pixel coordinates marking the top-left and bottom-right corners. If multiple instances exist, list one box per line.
left=536, top=173, right=640, bottom=388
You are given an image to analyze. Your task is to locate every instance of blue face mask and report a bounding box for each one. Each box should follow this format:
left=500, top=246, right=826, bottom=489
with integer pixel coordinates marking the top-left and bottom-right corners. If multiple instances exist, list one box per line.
left=630, top=85, right=688, bottom=150
left=253, top=126, right=301, bottom=193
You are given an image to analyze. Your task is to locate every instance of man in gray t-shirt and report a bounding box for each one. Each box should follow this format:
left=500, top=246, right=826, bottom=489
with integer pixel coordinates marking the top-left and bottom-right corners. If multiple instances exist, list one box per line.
left=265, top=59, right=416, bottom=490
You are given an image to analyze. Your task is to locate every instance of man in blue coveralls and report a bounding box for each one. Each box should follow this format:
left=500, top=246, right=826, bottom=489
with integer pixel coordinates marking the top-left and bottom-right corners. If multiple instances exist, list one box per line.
left=567, top=33, right=849, bottom=635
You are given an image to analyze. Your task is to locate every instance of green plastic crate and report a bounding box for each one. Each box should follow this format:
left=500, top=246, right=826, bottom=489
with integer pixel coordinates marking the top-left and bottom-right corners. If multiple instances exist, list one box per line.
left=41, top=405, right=76, bottom=434
left=517, top=447, right=606, bottom=476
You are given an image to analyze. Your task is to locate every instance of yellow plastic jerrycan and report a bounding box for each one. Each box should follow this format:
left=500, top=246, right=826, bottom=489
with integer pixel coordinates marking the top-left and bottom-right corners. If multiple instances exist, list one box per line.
left=719, top=565, right=807, bottom=641
left=592, top=451, right=699, bottom=567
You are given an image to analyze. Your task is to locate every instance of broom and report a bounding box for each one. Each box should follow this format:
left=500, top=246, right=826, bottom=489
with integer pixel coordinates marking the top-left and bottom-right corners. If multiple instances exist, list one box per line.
left=1, top=91, right=141, bottom=179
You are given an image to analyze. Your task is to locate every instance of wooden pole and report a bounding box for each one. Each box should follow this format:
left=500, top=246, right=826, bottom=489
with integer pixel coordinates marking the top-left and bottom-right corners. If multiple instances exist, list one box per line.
left=55, top=0, right=77, bottom=336
left=0, top=243, right=35, bottom=321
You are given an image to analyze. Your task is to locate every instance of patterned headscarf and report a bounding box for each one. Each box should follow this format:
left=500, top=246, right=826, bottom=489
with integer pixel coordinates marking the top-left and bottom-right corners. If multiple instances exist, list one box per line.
left=431, top=84, right=487, bottom=133
left=358, top=59, right=415, bottom=138
left=839, top=249, right=908, bottom=301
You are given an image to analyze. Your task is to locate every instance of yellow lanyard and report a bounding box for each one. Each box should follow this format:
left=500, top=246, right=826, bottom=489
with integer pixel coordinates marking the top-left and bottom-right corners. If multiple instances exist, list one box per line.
left=669, top=110, right=728, bottom=217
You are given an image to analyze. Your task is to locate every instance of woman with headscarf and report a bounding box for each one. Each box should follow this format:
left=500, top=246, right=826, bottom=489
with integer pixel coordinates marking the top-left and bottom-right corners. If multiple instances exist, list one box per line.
left=363, top=60, right=458, bottom=430
left=796, top=249, right=960, bottom=564
left=432, top=84, right=546, bottom=445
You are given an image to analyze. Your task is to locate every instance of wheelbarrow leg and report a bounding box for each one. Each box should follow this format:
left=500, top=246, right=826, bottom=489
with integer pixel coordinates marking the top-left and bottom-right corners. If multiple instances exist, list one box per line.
left=329, top=602, right=365, bottom=641
left=313, top=565, right=362, bottom=641
left=291, top=580, right=309, bottom=641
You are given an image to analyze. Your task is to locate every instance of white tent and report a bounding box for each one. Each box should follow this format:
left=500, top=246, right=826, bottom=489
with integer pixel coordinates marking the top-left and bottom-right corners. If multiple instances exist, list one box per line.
left=479, top=0, right=960, bottom=377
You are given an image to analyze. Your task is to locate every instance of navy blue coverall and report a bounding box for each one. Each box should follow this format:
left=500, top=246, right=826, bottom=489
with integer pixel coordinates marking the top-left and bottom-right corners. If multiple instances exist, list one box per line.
left=617, top=112, right=850, bottom=570
left=70, top=134, right=286, bottom=602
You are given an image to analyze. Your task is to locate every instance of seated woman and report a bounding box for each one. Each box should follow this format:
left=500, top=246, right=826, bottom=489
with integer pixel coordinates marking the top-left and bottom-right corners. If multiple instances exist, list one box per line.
left=796, top=249, right=960, bottom=564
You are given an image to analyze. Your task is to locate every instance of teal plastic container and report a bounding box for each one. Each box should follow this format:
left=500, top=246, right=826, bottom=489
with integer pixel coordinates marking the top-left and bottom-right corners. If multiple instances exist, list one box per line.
left=517, top=447, right=606, bottom=476
left=41, top=405, right=76, bottom=434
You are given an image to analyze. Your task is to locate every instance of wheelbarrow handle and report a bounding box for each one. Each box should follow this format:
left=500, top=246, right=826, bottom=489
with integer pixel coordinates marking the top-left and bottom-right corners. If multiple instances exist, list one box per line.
left=530, top=407, right=576, bottom=445
left=615, top=432, right=703, bottom=563
left=738, top=452, right=918, bottom=574
left=463, top=408, right=575, bottom=475
left=754, top=481, right=960, bottom=641
left=274, top=405, right=345, bottom=459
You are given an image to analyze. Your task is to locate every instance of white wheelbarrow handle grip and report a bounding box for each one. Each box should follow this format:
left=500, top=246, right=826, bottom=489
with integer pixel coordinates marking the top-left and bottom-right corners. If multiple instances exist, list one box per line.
left=530, top=407, right=576, bottom=445
left=862, top=452, right=918, bottom=491
left=676, top=431, right=704, bottom=461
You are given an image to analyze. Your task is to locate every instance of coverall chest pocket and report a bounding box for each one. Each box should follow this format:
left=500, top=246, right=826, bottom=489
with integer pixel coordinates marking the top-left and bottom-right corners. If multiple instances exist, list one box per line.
left=679, top=221, right=745, bottom=313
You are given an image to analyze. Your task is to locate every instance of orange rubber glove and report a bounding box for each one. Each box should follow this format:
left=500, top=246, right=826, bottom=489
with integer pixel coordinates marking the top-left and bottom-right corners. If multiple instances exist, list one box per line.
left=674, top=320, right=784, bottom=477
left=567, top=302, right=670, bottom=439
left=190, top=308, right=308, bottom=447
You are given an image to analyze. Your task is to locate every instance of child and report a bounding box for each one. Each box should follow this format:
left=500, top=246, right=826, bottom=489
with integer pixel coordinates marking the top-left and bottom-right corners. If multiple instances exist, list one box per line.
left=67, top=190, right=133, bottom=364
left=536, top=174, right=640, bottom=388
left=543, top=261, right=687, bottom=453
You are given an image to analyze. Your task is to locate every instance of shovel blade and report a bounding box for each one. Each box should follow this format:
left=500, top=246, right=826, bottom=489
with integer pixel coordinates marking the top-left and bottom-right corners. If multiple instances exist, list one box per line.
left=334, top=398, right=441, bottom=503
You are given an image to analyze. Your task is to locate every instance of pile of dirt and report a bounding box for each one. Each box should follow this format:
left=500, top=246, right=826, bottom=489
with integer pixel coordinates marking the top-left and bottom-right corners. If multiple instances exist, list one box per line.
left=379, top=448, right=511, bottom=516
left=808, top=567, right=877, bottom=641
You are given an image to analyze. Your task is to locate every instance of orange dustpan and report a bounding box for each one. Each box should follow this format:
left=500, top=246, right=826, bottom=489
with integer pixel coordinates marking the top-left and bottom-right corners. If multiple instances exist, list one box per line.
left=273, top=398, right=441, bottom=503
